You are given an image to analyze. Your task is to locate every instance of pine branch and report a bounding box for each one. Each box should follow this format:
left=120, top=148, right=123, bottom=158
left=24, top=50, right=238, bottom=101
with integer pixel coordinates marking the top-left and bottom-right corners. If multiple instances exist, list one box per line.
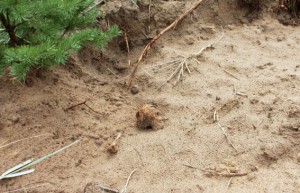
left=0, top=13, right=18, bottom=46
left=0, top=0, right=120, bottom=80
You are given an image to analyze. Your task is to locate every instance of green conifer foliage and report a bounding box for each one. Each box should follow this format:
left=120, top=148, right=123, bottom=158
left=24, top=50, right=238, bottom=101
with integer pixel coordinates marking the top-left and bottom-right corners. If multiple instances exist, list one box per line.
left=0, top=0, right=120, bottom=80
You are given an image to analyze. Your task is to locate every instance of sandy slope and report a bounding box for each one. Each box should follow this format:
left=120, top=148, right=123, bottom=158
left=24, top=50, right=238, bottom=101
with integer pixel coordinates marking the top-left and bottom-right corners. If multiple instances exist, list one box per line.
left=0, top=0, right=299, bottom=192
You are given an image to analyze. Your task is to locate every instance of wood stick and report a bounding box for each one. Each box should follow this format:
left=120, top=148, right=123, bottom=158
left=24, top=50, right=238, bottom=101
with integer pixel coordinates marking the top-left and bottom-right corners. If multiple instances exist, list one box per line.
left=214, top=109, right=238, bottom=152
left=206, top=171, right=248, bottom=177
left=94, top=183, right=119, bottom=193
left=218, top=64, right=239, bottom=80
left=217, top=123, right=238, bottom=152
left=127, top=0, right=205, bottom=88
left=64, top=100, right=87, bottom=111
left=64, top=100, right=101, bottom=114
left=84, top=182, right=119, bottom=193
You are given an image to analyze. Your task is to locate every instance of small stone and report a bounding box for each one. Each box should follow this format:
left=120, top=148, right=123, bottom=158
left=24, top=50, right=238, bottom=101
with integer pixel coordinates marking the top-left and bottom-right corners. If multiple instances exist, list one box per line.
left=297, top=153, right=300, bottom=163
left=115, top=101, right=123, bottom=106
left=226, top=24, right=235, bottom=30
left=277, top=36, right=286, bottom=42
left=184, top=36, right=195, bottom=45
left=131, top=85, right=139, bottom=95
left=250, top=165, right=258, bottom=172
left=95, top=139, right=103, bottom=146
left=10, top=116, right=20, bottom=123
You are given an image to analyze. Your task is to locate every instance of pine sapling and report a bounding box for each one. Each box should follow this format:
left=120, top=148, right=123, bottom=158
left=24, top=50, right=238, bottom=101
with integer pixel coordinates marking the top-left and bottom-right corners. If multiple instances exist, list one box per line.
left=0, top=0, right=120, bottom=81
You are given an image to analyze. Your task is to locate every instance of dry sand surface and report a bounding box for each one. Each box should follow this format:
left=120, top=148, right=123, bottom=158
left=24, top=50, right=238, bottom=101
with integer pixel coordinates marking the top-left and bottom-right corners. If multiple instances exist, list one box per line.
left=0, top=0, right=300, bottom=192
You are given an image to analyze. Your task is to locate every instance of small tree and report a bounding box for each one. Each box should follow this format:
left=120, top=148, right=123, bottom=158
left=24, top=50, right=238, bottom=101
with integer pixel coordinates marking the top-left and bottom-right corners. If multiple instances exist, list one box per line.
left=0, top=0, right=120, bottom=81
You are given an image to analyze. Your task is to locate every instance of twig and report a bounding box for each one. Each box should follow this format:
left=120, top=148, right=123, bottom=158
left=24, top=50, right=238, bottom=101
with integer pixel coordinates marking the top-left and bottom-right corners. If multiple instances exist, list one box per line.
left=64, top=100, right=101, bottom=114
left=217, top=122, right=238, bottom=152
left=277, top=131, right=300, bottom=135
left=207, top=172, right=248, bottom=177
left=0, top=134, right=51, bottom=149
left=64, top=100, right=87, bottom=111
left=94, top=183, right=119, bottom=193
left=218, top=64, right=239, bottom=80
left=85, top=169, right=137, bottom=193
left=148, top=0, right=152, bottom=25
left=194, top=30, right=224, bottom=57
left=183, top=164, right=248, bottom=178
left=127, top=0, right=205, bottom=88
left=214, top=109, right=238, bottom=152
left=182, top=164, right=206, bottom=172
left=121, top=169, right=137, bottom=193
left=0, top=140, right=9, bottom=147
left=85, top=102, right=101, bottom=114
left=124, top=31, right=130, bottom=54
left=287, top=76, right=296, bottom=88
left=225, top=177, right=233, bottom=192
left=233, top=85, right=247, bottom=97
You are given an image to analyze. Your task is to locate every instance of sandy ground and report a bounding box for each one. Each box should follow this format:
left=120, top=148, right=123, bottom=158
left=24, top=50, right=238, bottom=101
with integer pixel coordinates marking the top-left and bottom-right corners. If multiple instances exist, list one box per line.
left=0, top=0, right=300, bottom=193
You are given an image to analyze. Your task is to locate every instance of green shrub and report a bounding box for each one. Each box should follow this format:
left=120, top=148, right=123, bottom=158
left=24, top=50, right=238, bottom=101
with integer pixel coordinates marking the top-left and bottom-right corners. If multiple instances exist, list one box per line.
left=0, top=0, right=120, bottom=81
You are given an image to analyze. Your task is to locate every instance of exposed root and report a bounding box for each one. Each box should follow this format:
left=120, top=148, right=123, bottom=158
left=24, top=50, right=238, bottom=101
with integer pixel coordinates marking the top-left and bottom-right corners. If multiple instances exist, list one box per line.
left=149, top=29, right=225, bottom=90
left=127, top=0, right=206, bottom=88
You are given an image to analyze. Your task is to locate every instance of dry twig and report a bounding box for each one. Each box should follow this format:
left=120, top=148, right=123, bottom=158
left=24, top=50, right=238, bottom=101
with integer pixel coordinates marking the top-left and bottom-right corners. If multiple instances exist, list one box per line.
left=84, top=182, right=119, bottom=193
left=64, top=100, right=100, bottom=114
left=207, top=171, right=248, bottom=177
left=182, top=164, right=248, bottom=179
left=214, top=108, right=238, bottom=152
left=124, top=31, right=130, bottom=54
left=217, top=122, right=238, bottom=152
left=218, top=64, right=239, bottom=80
left=127, top=0, right=205, bottom=88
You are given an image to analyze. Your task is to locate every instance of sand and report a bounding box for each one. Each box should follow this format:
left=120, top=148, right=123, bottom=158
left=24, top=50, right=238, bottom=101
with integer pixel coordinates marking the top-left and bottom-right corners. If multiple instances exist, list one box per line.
left=0, top=0, right=299, bottom=192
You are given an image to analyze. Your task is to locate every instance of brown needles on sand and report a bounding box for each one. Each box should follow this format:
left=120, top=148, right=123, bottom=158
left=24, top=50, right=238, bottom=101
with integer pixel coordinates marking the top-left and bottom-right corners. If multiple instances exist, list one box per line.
left=127, top=0, right=205, bottom=88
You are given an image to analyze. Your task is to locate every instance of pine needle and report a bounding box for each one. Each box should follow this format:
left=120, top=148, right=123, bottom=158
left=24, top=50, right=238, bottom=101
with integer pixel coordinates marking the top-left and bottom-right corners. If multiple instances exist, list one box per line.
left=0, top=139, right=80, bottom=180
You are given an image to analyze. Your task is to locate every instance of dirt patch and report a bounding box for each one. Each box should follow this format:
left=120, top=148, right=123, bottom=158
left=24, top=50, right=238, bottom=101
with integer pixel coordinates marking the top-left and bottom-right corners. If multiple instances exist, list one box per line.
left=1, top=0, right=300, bottom=192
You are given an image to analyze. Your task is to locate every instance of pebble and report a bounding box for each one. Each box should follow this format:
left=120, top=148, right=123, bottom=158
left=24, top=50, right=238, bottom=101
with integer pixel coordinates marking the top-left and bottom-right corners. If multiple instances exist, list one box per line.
left=10, top=115, right=20, bottom=123
left=131, top=85, right=139, bottom=95
left=297, top=153, right=300, bottom=163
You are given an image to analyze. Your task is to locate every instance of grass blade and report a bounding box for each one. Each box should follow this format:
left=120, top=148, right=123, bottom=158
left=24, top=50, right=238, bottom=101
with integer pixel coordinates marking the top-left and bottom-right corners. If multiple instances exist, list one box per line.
left=3, top=169, right=35, bottom=179
left=0, top=159, right=32, bottom=178
left=0, top=139, right=80, bottom=180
